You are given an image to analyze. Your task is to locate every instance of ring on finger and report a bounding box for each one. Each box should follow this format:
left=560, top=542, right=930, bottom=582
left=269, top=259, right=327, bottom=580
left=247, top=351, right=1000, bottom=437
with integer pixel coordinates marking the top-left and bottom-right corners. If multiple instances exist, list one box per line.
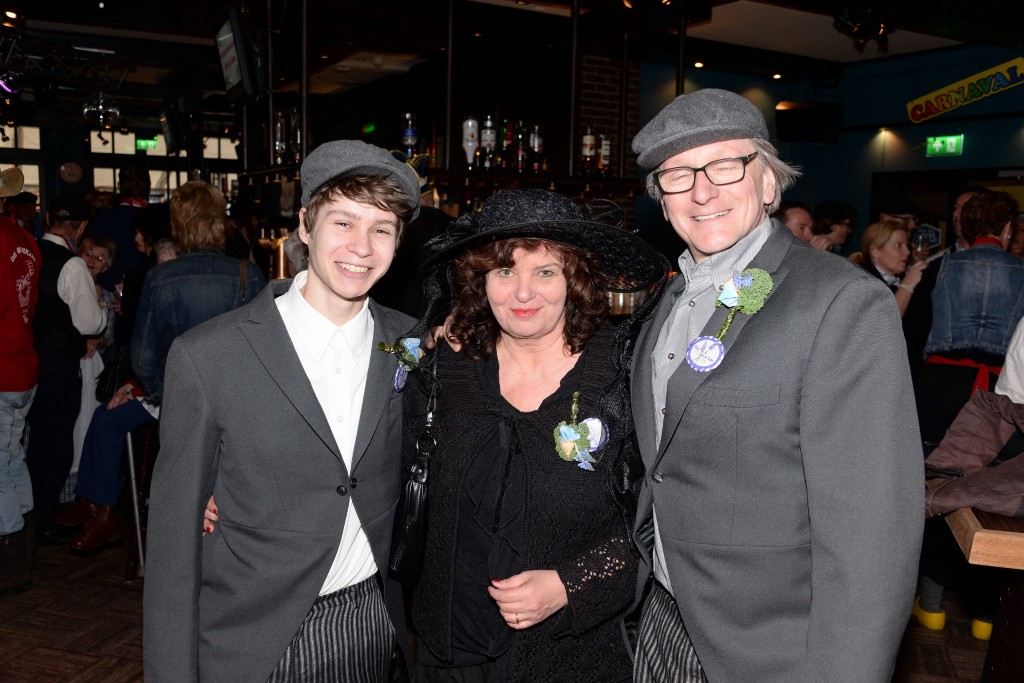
left=515, top=612, right=520, bottom=625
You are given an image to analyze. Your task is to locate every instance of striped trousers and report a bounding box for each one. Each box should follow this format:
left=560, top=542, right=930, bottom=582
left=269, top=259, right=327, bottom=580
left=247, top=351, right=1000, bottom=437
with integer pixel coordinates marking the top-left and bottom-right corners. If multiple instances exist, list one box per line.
left=634, top=581, right=707, bottom=683
left=268, top=576, right=395, bottom=682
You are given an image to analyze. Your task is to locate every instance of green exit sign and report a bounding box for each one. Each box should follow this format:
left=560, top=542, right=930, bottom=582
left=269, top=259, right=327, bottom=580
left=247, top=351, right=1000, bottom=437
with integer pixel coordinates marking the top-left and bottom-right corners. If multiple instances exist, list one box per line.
left=926, top=134, right=964, bottom=157
left=136, top=138, right=157, bottom=151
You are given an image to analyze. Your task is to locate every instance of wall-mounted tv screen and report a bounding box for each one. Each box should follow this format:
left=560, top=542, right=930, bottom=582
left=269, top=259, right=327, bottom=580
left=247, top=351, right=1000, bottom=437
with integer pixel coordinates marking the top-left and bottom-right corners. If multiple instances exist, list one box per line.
left=216, top=8, right=258, bottom=101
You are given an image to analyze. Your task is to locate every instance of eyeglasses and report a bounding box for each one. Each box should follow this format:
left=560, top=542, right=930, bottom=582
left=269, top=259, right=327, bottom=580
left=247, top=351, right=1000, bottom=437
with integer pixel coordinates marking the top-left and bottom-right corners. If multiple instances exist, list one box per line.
left=650, top=152, right=759, bottom=195
left=83, top=251, right=107, bottom=264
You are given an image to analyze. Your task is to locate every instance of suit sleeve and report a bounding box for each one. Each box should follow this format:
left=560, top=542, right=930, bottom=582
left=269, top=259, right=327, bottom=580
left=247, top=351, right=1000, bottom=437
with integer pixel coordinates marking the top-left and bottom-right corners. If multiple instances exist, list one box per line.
left=143, top=339, right=220, bottom=682
left=799, top=278, right=924, bottom=681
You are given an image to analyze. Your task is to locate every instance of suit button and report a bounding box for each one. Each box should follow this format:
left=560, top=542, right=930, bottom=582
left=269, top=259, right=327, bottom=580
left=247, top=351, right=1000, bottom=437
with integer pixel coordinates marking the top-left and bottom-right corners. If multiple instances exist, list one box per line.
left=350, top=477, right=358, bottom=489
left=652, top=471, right=664, bottom=483
left=336, top=485, right=348, bottom=496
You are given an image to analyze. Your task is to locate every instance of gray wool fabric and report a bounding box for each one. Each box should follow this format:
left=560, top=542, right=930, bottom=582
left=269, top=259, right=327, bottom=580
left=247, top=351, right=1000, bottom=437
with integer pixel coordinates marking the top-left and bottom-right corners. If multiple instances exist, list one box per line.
left=632, top=89, right=769, bottom=171
left=299, top=139, right=421, bottom=219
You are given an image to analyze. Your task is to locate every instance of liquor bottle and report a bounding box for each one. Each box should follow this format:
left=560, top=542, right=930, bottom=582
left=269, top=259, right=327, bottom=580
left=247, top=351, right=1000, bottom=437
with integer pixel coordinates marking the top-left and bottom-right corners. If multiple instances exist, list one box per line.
left=529, top=124, right=544, bottom=174
left=401, top=112, right=417, bottom=158
left=499, top=118, right=515, bottom=171
left=580, top=126, right=596, bottom=177
left=598, top=132, right=611, bottom=177
left=513, top=120, right=529, bottom=174
left=462, top=115, right=479, bottom=169
left=480, top=114, right=497, bottom=172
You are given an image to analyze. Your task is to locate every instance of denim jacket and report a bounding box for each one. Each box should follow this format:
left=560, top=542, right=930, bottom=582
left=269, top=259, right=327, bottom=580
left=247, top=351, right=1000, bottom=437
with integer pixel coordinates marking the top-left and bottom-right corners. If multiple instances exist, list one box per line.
left=131, top=247, right=266, bottom=399
left=925, top=244, right=1024, bottom=357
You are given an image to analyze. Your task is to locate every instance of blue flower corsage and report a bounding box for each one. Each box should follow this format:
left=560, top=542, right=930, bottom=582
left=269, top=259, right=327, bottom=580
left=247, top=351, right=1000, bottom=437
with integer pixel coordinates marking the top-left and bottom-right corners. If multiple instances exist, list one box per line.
left=376, top=337, right=425, bottom=391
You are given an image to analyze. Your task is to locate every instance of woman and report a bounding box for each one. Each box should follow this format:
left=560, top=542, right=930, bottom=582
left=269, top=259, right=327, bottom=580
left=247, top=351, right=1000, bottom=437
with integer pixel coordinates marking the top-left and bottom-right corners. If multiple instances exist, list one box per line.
left=849, top=219, right=927, bottom=318
left=917, top=190, right=1024, bottom=445
left=913, top=190, right=1024, bottom=641
left=399, top=189, right=666, bottom=682
left=205, top=189, right=668, bottom=681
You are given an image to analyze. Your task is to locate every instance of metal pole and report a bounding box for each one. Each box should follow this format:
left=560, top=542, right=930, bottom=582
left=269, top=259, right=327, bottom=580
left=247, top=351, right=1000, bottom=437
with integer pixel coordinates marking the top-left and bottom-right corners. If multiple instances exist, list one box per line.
left=300, top=0, right=308, bottom=158
left=125, top=434, right=145, bottom=577
left=569, top=0, right=580, bottom=177
left=445, top=0, right=454, bottom=171
left=267, top=0, right=275, bottom=166
left=618, top=21, right=629, bottom=179
left=676, top=9, right=687, bottom=96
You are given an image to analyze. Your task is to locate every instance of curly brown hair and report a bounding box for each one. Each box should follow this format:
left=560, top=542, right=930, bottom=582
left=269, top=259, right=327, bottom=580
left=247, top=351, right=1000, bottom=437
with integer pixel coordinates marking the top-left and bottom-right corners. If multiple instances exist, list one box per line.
left=960, top=190, right=1020, bottom=244
left=447, top=238, right=610, bottom=360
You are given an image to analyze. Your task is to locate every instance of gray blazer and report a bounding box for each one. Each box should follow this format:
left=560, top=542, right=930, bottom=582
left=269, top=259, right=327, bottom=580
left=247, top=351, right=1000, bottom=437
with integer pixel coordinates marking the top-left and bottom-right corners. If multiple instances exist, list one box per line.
left=631, top=223, right=924, bottom=682
left=143, top=280, right=413, bottom=682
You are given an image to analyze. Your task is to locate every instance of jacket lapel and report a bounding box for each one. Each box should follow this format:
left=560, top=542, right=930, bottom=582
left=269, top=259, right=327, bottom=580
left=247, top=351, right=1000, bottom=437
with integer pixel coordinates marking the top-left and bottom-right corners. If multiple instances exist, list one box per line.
left=238, top=281, right=344, bottom=464
left=652, top=222, right=793, bottom=470
left=633, top=274, right=687, bottom=466
left=350, top=300, right=404, bottom=472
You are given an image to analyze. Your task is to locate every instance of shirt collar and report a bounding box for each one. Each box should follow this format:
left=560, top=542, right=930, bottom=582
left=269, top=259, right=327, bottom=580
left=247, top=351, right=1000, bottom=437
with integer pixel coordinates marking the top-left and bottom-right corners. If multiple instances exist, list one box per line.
left=678, top=215, right=774, bottom=290
left=42, top=231, right=75, bottom=252
left=874, top=266, right=901, bottom=287
left=282, top=270, right=372, bottom=365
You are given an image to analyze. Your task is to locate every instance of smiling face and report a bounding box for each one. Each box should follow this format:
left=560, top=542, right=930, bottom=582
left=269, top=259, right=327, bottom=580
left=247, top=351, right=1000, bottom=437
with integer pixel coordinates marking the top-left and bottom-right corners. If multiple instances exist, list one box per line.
left=485, top=245, right=568, bottom=345
left=870, top=228, right=910, bottom=275
left=80, top=244, right=111, bottom=280
left=658, top=139, right=777, bottom=262
left=298, top=194, right=398, bottom=325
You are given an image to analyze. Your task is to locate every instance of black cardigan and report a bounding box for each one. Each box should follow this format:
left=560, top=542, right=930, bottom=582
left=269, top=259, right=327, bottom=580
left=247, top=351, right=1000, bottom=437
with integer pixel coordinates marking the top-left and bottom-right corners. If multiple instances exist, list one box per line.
left=403, top=326, right=637, bottom=682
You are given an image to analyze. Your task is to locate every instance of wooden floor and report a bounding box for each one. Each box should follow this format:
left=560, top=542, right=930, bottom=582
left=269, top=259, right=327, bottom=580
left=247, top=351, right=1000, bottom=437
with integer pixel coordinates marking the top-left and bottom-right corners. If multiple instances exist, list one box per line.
left=0, top=540, right=991, bottom=682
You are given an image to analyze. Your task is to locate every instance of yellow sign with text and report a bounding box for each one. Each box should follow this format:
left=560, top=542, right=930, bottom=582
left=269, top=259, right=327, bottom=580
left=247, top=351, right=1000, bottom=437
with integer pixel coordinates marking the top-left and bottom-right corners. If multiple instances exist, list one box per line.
left=907, top=57, right=1024, bottom=124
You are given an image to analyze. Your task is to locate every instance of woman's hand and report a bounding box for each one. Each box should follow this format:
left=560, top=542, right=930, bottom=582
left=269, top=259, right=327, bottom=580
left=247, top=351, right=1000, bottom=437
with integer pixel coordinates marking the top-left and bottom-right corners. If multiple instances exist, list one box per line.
left=203, top=495, right=219, bottom=535
left=106, top=382, right=136, bottom=410
left=487, top=570, right=568, bottom=630
left=902, top=259, right=927, bottom=289
left=82, top=338, right=101, bottom=359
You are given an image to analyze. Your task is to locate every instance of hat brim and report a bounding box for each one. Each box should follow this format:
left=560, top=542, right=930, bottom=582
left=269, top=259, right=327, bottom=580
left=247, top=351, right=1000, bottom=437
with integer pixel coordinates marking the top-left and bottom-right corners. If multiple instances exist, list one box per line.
left=422, top=220, right=669, bottom=293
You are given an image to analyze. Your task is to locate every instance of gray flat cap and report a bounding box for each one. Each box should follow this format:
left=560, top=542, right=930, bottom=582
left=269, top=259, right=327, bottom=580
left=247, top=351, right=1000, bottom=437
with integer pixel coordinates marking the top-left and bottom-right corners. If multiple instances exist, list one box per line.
left=300, top=140, right=420, bottom=220
left=633, top=89, right=769, bottom=171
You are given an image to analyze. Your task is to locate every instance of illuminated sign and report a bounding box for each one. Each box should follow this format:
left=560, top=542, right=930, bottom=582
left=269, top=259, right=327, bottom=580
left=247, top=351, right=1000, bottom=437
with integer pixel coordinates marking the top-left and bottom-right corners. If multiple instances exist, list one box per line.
left=907, top=57, right=1024, bottom=124
left=136, top=138, right=157, bottom=151
left=926, top=134, right=964, bottom=157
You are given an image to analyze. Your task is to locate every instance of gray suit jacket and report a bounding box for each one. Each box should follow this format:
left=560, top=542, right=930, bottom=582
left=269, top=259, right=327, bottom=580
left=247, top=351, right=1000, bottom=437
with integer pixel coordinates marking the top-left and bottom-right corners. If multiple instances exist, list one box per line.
left=143, top=280, right=414, bottom=682
left=631, top=223, right=924, bottom=682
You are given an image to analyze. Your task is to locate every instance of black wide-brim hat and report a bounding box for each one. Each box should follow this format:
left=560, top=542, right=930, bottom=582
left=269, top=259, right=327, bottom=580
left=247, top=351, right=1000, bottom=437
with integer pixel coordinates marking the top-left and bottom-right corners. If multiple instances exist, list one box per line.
left=421, top=188, right=668, bottom=292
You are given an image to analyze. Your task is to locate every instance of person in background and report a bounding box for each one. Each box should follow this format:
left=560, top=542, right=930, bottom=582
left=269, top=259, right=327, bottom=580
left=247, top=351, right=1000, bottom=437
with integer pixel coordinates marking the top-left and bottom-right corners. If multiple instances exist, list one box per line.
left=771, top=200, right=831, bottom=250
left=56, top=181, right=264, bottom=553
left=26, top=197, right=105, bottom=544
left=849, top=219, right=927, bottom=318
left=1, top=191, right=39, bottom=239
left=0, top=167, right=40, bottom=592
left=1007, top=213, right=1024, bottom=258
left=153, top=237, right=178, bottom=264
left=63, top=235, right=117, bottom=506
left=87, top=160, right=150, bottom=292
left=811, top=199, right=856, bottom=254
left=114, top=203, right=171, bottom=350
left=916, top=190, right=1024, bottom=448
left=878, top=196, right=921, bottom=231
left=629, top=88, right=922, bottom=682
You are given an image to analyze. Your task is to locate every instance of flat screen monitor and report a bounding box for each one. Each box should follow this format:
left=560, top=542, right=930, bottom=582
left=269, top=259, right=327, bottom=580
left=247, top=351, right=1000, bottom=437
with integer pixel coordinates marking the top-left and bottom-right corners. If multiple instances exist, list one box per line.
left=216, top=8, right=257, bottom=101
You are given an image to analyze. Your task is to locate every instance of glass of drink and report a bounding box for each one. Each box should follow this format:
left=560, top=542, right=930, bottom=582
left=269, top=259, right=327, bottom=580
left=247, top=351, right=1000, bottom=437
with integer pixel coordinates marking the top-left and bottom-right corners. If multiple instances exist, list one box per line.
left=911, top=231, right=929, bottom=262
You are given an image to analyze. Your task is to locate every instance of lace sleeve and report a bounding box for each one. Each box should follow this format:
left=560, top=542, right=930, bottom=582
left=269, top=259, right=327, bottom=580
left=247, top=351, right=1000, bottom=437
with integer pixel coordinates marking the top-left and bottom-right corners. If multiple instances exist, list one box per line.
left=554, top=534, right=639, bottom=636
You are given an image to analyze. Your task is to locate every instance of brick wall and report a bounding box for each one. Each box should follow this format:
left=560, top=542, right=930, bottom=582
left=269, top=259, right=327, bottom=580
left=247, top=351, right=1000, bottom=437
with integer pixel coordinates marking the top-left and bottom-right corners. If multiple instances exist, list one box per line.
left=578, top=54, right=641, bottom=180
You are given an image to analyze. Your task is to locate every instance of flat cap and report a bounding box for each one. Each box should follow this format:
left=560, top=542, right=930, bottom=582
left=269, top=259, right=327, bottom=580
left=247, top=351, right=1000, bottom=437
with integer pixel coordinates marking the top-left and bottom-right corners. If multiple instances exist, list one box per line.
left=300, top=140, right=420, bottom=220
left=633, top=88, right=769, bottom=171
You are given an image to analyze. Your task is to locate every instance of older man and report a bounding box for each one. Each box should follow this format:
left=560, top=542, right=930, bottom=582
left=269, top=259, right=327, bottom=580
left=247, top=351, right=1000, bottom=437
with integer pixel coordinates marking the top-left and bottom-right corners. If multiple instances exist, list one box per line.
left=772, top=200, right=830, bottom=250
left=629, top=89, right=923, bottom=682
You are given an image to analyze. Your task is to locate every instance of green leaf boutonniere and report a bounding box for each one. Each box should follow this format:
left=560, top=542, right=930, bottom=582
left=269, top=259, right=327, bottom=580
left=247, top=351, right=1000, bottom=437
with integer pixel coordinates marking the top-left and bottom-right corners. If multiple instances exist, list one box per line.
left=376, top=337, right=425, bottom=391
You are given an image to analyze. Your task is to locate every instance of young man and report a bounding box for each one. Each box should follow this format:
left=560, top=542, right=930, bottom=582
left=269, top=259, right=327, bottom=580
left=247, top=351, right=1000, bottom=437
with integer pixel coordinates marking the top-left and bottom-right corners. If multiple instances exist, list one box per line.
left=629, top=89, right=923, bottom=682
left=143, top=140, right=420, bottom=681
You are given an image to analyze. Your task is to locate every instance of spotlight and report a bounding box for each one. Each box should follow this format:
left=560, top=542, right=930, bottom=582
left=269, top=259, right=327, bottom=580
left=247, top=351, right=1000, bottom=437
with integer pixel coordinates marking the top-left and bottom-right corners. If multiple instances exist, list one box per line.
left=0, top=127, right=8, bottom=143
left=97, top=130, right=109, bottom=146
left=0, top=70, right=24, bottom=95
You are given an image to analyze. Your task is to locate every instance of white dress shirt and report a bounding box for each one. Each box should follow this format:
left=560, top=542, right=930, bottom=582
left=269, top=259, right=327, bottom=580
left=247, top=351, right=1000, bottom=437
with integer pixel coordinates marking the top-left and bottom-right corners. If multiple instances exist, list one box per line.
left=276, top=271, right=379, bottom=594
left=42, top=233, right=105, bottom=336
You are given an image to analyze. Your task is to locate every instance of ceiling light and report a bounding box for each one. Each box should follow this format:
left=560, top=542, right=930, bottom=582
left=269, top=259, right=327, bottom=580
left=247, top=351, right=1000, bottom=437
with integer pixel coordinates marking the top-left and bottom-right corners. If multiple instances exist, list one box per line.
left=693, top=61, right=704, bottom=69
left=772, top=73, right=782, bottom=80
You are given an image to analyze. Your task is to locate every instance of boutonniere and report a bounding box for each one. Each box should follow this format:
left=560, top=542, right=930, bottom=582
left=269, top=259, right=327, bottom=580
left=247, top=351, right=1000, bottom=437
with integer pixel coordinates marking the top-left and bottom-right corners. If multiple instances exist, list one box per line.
left=686, top=268, right=773, bottom=373
left=376, top=337, right=425, bottom=391
left=553, top=391, right=609, bottom=471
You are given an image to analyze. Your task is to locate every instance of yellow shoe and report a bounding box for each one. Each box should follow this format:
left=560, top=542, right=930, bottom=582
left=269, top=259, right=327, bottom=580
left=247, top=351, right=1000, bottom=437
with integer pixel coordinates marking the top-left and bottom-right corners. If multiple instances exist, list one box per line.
left=971, top=618, right=993, bottom=640
left=912, top=596, right=946, bottom=630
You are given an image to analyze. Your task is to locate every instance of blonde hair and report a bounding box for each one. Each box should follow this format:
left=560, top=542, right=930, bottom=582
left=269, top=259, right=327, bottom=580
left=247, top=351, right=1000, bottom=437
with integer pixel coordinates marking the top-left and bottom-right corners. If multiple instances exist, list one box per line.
left=849, top=219, right=906, bottom=268
left=170, top=181, right=226, bottom=252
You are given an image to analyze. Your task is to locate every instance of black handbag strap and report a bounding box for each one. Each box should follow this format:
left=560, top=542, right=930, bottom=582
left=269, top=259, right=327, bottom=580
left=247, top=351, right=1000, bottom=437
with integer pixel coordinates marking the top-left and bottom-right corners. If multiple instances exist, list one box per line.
left=414, top=356, right=439, bottom=475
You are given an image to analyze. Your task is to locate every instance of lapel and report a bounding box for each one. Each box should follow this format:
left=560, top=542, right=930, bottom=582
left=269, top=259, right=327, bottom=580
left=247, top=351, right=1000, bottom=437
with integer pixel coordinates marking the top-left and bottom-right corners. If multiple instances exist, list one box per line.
left=350, top=299, right=405, bottom=473
left=238, top=280, right=344, bottom=465
left=652, top=222, right=793, bottom=470
left=633, top=274, right=687, bottom=464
